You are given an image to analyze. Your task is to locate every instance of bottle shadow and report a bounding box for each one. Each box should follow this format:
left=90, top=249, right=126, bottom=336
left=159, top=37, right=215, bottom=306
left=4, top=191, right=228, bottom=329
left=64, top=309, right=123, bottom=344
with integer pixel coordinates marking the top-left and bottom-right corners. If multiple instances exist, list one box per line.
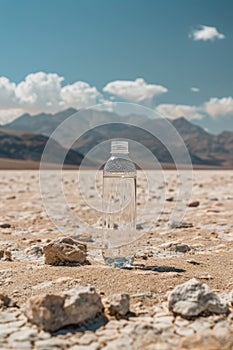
left=122, top=264, right=186, bottom=273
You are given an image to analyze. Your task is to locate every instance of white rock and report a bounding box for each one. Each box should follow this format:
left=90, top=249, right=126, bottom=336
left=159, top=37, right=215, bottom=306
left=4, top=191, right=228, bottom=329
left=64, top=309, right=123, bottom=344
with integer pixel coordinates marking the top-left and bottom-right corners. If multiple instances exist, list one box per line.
left=108, top=294, right=130, bottom=318
left=168, top=278, right=229, bottom=317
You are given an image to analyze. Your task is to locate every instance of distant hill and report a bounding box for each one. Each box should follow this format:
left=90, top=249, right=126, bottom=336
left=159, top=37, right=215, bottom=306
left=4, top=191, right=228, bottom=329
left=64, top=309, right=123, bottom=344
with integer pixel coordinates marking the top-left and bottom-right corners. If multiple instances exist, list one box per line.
left=2, top=108, right=77, bottom=134
left=2, top=108, right=233, bottom=168
left=0, top=128, right=83, bottom=167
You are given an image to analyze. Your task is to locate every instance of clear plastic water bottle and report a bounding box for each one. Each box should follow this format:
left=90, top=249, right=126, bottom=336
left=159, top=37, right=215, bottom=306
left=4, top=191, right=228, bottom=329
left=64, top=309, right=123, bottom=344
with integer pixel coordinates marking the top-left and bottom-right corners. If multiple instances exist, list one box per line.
left=102, top=140, right=137, bottom=267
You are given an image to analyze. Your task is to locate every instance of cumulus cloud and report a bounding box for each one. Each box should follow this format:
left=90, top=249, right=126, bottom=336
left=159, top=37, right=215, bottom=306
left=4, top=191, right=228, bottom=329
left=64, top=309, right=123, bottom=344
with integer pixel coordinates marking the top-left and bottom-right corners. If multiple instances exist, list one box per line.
left=191, top=87, right=200, bottom=92
left=156, top=103, right=203, bottom=120
left=0, top=77, right=17, bottom=108
left=15, top=72, right=64, bottom=113
left=61, top=81, right=101, bottom=109
left=0, top=109, right=23, bottom=125
left=0, top=72, right=103, bottom=123
left=103, top=78, right=168, bottom=101
left=189, top=25, right=225, bottom=41
left=1, top=72, right=232, bottom=126
left=156, top=98, right=233, bottom=121
left=204, top=97, right=233, bottom=117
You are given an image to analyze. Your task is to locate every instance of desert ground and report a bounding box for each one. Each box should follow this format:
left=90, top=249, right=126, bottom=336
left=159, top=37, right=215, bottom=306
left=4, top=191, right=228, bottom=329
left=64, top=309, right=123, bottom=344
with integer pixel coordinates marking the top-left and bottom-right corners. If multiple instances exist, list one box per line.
left=0, top=169, right=233, bottom=349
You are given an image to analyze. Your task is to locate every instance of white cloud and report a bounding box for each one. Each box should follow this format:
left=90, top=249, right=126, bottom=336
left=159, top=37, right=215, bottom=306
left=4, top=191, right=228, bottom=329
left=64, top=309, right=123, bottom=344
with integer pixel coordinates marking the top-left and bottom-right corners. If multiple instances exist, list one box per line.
left=61, top=81, right=101, bottom=109
left=189, top=25, right=225, bottom=41
left=1, top=72, right=233, bottom=126
left=191, top=87, right=200, bottom=92
left=0, top=109, right=23, bottom=125
left=103, top=78, right=168, bottom=101
left=204, top=97, right=233, bottom=117
left=0, top=77, right=18, bottom=108
left=0, top=72, right=103, bottom=123
left=156, top=103, right=203, bottom=120
left=15, top=72, right=64, bottom=113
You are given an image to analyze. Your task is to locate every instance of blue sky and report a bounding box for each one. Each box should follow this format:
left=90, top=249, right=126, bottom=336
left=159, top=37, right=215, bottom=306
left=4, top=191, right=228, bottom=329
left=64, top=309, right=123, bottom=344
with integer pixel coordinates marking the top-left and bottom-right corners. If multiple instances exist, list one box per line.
left=0, top=0, right=233, bottom=133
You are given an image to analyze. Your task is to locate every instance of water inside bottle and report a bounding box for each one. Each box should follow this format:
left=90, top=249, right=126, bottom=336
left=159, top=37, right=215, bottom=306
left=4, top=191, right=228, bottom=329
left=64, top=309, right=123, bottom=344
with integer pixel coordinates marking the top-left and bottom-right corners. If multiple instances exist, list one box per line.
left=102, top=173, right=136, bottom=267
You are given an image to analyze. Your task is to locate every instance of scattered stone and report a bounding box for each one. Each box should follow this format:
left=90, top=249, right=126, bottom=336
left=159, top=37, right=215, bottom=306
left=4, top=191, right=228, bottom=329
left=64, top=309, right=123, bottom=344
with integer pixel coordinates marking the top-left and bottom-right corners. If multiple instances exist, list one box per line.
left=160, top=242, right=191, bottom=253
left=43, top=237, right=87, bottom=265
left=186, top=259, right=201, bottom=265
left=0, top=223, right=11, bottom=228
left=136, top=224, right=144, bottom=230
left=3, top=250, right=12, bottom=261
left=25, top=245, right=43, bottom=258
left=199, top=274, right=213, bottom=280
left=0, top=294, right=11, bottom=308
left=168, top=278, right=229, bottom=318
left=170, top=221, right=193, bottom=229
left=108, top=294, right=130, bottom=318
left=0, top=249, right=12, bottom=261
left=24, top=285, right=103, bottom=331
left=166, top=196, right=174, bottom=202
left=187, top=201, right=200, bottom=208
left=175, top=244, right=191, bottom=253
left=180, top=329, right=233, bottom=350
left=6, top=195, right=16, bottom=200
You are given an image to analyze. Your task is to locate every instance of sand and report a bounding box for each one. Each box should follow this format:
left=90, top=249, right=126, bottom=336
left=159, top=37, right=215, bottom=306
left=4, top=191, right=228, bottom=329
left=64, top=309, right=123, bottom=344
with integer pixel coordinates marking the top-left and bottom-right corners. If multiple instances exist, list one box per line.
left=0, top=169, right=233, bottom=349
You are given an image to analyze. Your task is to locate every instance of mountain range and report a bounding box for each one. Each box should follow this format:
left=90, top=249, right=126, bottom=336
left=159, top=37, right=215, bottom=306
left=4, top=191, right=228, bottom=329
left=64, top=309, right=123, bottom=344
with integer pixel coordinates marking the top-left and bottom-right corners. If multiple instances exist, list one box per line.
left=0, top=108, right=232, bottom=169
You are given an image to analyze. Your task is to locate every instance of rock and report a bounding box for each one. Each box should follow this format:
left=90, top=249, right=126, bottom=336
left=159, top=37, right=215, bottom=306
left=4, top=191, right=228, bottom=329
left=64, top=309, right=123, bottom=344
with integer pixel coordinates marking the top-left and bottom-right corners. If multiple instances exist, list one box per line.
left=43, top=237, right=87, bottom=265
left=6, top=195, right=16, bottom=200
left=168, top=278, right=229, bottom=318
left=166, top=197, right=174, bottom=202
left=0, top=249, right=12, bottom=261
left=175, top=244, right=191, bottom=253
left=108, top=294, right=130, bottom=317
left=187, top=201, right=200, bottom=207
left=0, top=223, right=11, bottom=228
left=170, top=221, right=193, bottom=229
left=24, top=285, right=103, bottom=331
left=0, top=294, right=11, bottom=308
left=160, top=242, right=191, bottom=253
left=25, top=245, right=43, bottom=258
left=186, top=259, right=201, bottom=265
left=180, top=329, right=233, bottom=350
left=3, top=250, right=12, bottom=261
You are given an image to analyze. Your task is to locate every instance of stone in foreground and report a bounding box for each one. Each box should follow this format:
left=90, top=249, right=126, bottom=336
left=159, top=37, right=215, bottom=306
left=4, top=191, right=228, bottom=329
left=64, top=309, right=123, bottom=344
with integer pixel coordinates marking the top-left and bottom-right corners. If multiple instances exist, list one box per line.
left=24, top=285, right=103, bottom=331
left=187, top=201, right=200, bottom=207
left=180, top=329, right=233, bottom=350
left=43, top=236, right=87, bottom=265
left=108, top=293, right=130, bottom=317
left=168, top=278, right=229, bottom=317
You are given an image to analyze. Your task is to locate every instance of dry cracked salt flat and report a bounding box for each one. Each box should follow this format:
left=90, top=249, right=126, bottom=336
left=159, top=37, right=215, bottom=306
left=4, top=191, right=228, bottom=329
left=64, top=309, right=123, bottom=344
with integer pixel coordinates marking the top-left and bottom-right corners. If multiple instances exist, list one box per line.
left=0, top=169, right=233, bottom=350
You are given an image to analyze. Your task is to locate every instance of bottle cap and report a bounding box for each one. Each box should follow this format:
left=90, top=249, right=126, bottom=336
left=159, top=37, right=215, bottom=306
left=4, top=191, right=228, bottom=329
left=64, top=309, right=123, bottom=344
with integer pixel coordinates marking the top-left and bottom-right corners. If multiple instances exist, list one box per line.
left=111, top=140, right=129, bottom=154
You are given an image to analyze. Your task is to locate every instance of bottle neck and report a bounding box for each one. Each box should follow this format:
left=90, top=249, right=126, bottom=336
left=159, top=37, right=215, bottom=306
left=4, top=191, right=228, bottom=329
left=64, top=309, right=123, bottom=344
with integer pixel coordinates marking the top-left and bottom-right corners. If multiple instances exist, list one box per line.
left=110, top=152, right=130, bottom=159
